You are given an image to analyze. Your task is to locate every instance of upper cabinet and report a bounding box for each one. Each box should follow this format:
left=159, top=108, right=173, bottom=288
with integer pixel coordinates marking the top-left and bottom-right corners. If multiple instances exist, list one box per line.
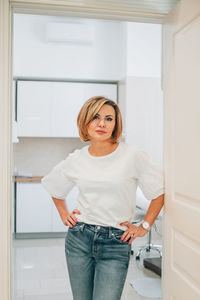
left=12, top=80, right=19, bottom=143
left=17, top=81, right=52, bottom=137
left=17, top=80, right=117, bottom=137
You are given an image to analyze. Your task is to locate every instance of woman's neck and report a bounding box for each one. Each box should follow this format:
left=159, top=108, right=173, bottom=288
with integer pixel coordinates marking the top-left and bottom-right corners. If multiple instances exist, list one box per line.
left=88, top=140, right=119, bottom=157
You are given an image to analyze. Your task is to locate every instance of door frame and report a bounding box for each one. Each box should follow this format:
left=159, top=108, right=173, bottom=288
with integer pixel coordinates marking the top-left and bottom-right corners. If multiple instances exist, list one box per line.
left=0, top=1, right=165, bottom=299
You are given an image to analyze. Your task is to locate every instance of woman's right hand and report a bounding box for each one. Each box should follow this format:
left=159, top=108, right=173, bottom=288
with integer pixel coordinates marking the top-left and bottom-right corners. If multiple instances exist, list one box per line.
left=63, top=209, right=81, bottom=228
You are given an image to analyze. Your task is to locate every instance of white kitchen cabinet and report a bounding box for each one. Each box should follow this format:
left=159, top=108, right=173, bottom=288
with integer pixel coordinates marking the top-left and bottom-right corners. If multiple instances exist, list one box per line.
left=12, top=80, right=19, bottom=143
left=17, top=80, right=117, bottom=137
left=12, top=182, right=15, bottom=234
left=16, top=182, right=52, bottom=233
left=52, top=186, right=79, bottom=232
left=17, top=81, right=52, bottom=137
left=51, top=82, right=86, bottom=137
left=51, top=82, right=117, bottom=137
left=83, top=82, right=117, bottom=101
left=16, top=182, right=79, bottom=233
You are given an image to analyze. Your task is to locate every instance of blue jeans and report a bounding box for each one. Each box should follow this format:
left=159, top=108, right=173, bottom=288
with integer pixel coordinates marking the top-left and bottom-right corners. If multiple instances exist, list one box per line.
left=65, top=222, right=131, bottom=300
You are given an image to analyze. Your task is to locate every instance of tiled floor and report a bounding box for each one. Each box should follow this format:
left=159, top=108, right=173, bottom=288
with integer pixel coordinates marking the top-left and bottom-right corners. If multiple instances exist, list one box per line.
left=12, top=222, right=162, bottom=300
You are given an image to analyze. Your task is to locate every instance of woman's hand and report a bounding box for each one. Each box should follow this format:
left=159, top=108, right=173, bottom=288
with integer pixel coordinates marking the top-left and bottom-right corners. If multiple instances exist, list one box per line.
left=120, top=221, right=148, bottom=245
left=63, top=209, right=81, bottom=228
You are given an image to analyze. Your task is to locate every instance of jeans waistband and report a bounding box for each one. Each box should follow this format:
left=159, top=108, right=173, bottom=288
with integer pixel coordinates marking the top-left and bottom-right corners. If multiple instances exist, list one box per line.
left=76, top=222, right=124, bottom=236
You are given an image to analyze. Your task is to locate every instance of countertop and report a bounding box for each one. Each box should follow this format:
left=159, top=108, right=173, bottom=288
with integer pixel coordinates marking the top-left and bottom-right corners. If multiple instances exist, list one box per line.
left=13, top=176, right=43, bottom=183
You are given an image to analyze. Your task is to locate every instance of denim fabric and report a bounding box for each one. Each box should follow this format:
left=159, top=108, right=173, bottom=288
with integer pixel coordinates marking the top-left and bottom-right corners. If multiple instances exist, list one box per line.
left=65, top=222, right=131, bottom=300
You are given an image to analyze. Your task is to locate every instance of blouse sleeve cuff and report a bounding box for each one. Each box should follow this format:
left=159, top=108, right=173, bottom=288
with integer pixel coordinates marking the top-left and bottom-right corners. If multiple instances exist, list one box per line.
left=149, top=187, right=165, bottom=200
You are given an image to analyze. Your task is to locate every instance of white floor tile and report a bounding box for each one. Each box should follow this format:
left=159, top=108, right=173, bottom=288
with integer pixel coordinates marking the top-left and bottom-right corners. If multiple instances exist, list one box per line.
left=13, top=224, right=162, bottom=300
left=23, top=293, right=72, bottom=300
left=39, top=278, right=69, bottom=289
left=14, top=279, right=40, bottom=290
left=23, top=287, right=69, bottom=296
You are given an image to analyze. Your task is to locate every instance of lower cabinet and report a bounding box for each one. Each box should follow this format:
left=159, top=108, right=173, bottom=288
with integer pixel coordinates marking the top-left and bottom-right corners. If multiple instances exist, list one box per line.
left=52, top=186, right=79, bottom=232
left=16, top=182, right=78, bottom=233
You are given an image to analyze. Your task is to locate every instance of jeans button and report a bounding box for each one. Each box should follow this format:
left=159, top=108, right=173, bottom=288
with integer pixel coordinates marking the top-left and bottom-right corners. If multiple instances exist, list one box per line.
left=97, top=225, right=101, bottom=230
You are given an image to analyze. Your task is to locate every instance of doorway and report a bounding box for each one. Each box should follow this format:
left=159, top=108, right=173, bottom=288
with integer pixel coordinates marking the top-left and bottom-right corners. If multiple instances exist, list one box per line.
left=12, top=12, right=163, bottom=300
left=1, top=1, right=173, bottom=299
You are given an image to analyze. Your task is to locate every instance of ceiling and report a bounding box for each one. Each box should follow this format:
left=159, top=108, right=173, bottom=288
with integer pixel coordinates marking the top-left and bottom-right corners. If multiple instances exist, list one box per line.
left=89, top=0, right=180, bottom=15
left=12, top=0, right=181, bottom=23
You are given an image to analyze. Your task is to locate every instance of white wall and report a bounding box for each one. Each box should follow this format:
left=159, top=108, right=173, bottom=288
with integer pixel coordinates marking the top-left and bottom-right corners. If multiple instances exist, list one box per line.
left=125, top=22, right=163, bottom=165
left=125, top=77, right=163, bottom=164
left=13, top=14, right=126, bottom=81
left=126, top=22, right=162, bottom=77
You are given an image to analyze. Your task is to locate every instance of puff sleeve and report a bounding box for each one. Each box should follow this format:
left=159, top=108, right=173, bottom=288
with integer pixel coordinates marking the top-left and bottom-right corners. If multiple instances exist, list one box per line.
left=135, top=148, right=164, bottom=200
left=41, top=157, right=75, bottom=200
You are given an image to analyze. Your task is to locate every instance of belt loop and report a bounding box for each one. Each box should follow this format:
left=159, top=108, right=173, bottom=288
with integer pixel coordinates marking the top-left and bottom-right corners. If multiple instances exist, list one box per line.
left=109, top=227, right=112, bottom=238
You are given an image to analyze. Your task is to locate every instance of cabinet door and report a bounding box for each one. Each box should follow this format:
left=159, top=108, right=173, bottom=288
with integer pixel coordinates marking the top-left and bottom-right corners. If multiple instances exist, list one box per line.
left=52, top=186, right=79, bottom=232
left=16, top=183, right=52, bottom=233
left=17, top=81, right=52, bottom=137
left=17, top=80, right=117, bottom=137
left=51, top=82, right=118, bottom=137
left=84, top=83, right=117, bottom=102
left=51, top=82, right=86, bottom=137
left=12, top=80, right=19, bottom=143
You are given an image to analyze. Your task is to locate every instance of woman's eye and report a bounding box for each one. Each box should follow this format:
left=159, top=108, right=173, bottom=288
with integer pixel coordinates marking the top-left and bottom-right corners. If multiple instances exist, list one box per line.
left=92, top=115, right=113, bottom=121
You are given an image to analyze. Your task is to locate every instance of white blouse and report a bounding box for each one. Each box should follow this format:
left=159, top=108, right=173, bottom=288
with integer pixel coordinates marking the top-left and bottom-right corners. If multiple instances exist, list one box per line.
left=41, top=142, right=164, bottom=231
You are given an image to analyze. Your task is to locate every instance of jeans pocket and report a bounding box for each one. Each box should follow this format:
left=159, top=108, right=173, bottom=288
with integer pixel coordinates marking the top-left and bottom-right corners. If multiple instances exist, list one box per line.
left=111, top=230, right=132, bottom=245
left=111, top=232, right=127, bottom=244
left=69, top=222, right=83, bottom=232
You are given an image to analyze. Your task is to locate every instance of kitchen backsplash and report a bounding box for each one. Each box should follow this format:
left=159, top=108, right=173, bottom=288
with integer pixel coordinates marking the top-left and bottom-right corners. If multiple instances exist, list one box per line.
left=13, top=137, right=87, bottom=176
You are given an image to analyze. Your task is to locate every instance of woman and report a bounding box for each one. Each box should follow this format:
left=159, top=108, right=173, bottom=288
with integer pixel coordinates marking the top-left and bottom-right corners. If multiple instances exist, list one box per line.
left=41, top=96, right=164, bottom=300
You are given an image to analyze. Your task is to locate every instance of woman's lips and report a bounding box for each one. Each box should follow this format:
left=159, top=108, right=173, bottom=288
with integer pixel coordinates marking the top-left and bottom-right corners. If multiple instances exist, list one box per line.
left=96, top=130, right=106, bottom=134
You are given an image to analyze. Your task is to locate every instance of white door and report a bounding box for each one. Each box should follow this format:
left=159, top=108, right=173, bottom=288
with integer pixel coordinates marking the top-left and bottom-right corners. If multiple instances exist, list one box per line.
left=162, top=0, right=200, bottom=299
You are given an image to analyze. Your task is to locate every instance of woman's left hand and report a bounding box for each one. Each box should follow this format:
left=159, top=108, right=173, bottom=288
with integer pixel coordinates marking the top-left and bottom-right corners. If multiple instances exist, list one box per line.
left=119, top=221, right=149, bottom=245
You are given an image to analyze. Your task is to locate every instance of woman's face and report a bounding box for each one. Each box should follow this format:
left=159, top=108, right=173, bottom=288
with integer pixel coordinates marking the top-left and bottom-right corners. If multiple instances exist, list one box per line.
left=87, top=104, right=116, bottom=142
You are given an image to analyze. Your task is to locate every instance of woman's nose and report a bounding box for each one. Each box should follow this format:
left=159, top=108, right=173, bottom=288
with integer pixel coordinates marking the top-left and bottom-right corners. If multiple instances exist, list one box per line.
left=99, top=118, right=105, bottom=127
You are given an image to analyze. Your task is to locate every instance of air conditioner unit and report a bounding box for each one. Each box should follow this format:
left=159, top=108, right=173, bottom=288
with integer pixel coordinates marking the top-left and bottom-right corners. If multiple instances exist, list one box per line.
left=45, top=22, right=94, bottom=44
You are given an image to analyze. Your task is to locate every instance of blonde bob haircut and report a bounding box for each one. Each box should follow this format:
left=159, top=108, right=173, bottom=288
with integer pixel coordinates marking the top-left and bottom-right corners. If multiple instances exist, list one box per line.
left=77, top=96, right=123, bottom=143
